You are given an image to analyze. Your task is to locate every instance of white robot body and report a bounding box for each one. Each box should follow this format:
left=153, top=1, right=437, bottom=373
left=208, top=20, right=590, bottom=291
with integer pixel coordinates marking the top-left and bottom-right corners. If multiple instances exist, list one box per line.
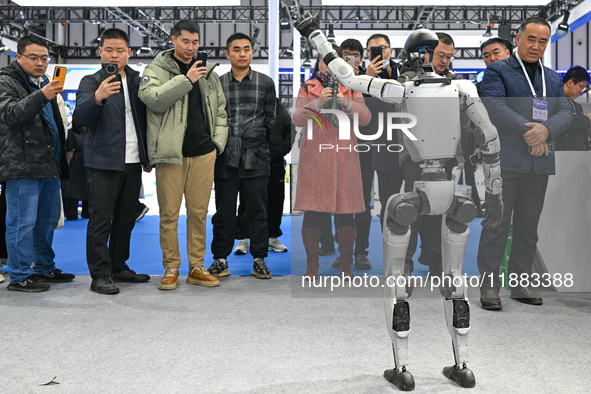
left=403, top=80, right=461, bottom=162
left=290, top=9, right=499, bottom=389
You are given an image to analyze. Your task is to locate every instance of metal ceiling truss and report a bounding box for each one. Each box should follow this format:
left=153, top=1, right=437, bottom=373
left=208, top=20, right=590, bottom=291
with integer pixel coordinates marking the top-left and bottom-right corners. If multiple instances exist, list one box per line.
left=0, top=2, right=572, bottom=28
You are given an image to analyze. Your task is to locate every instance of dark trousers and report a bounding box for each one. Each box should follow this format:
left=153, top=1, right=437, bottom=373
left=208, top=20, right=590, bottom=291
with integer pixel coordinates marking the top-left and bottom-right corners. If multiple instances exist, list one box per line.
left=86, top=164, right=142, bottom=279
left=402, top=160, right=443, bottom=271
left=64, top=198, right=89, bottom=220
left=462, top=163, right=482, bottom=211
left=212, top=173, right=269, bottom=259
left=477, top=170, right=548, bottom=292
left=236, top=165, right=285, bottom=239
left=303, top=211, right=354, bottom=229
left=0, top=182, right=6, bottom=259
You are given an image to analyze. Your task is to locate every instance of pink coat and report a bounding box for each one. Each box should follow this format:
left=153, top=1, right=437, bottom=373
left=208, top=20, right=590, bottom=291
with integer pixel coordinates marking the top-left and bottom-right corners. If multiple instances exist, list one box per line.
left=293, top=78, right=371, bottom=214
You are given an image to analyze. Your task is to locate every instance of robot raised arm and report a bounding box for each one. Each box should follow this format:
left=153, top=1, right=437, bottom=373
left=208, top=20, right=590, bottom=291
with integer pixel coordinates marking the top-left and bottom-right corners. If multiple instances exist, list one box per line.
left=293, top=11, right=405, bottom=104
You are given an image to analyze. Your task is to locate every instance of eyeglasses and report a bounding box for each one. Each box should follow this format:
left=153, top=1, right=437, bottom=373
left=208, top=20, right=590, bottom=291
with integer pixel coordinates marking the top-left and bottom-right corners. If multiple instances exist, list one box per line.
left=369, top=46, right=390, bottom=52
left=434, top=52, right=454, bottom=61
left=19, top=53, right=51, bottom=63
left=576, top=82, right=588, bottom=92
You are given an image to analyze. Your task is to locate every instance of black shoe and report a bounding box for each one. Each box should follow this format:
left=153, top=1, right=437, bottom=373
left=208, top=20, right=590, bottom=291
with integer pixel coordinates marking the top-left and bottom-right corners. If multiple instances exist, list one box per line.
left=443, top=365, right=476, bottom=388
left=33, top=269, right=75, bottom=282
left=355, top=254, right=372, bottom=270
left=251, top=258, right=272, bottom=279
left=318, top=246, right=335, bottom=256
left=7, top=277, right=50, bottom=293
left=90, top=276, right=120, bottom=294
left=510, top=285, right=543, bottom=305
left=480, top=289, right=502, bottom=310
left=384, top=369, right=415, bottom=391
left=331, top=256, right=340, bottom=268
left=136, top=203, right=149, bottom=222
left=111, top=269, right=150, bottom=283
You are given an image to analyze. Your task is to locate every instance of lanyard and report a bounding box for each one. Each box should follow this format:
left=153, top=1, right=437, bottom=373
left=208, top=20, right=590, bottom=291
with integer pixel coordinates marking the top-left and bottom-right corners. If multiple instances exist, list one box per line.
left=516, top=55, right=546, bottom=100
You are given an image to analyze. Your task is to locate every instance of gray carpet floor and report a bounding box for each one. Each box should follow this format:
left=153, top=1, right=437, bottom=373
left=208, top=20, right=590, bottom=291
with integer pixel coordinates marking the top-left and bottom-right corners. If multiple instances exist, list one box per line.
left=1, top=275, right=590, bottom=393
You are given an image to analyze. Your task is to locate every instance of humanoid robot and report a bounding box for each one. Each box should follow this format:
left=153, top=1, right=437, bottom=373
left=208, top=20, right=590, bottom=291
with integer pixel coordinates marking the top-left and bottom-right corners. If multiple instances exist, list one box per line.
left=288, top=5, right=504, bottom=391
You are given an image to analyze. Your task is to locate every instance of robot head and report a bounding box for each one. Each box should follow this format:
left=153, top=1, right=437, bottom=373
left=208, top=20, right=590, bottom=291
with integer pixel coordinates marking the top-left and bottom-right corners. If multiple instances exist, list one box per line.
left=404, top=29, right=439, bottom=56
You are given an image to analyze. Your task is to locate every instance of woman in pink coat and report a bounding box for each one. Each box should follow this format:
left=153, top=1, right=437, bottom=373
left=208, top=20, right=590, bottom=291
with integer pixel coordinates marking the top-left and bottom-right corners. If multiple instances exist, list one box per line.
left=293, top=46, right=371, bottom=277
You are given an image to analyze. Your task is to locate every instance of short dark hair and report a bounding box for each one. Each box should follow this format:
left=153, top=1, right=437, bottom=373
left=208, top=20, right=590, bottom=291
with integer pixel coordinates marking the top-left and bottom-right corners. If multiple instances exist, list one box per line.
left=366, top=33, right=391, bottom=48
left=518, top=16, right=551, bottom=34
left=563, top=66, right=590, bottom=85
left=226, top=32, right=253, bottom=50
left=312, top=44, right=342, bottom=77
left=17, top=35, right=48, bottom=54
left=172, top=20, right=200, bottom=37
left=340, top=38, right=363, bottom=55
left=100, top=28, right=130, bottom=48
left=480, top=37, right=513, bottom=53
left=436, top=32, right=454, bottom=47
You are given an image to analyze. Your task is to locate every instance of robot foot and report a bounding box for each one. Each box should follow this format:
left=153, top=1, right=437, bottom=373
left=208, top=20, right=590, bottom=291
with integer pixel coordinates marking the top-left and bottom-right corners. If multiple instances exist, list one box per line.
left=384, top=368, right=415, bottom=391
left=442, top=365, right=476, bottom=388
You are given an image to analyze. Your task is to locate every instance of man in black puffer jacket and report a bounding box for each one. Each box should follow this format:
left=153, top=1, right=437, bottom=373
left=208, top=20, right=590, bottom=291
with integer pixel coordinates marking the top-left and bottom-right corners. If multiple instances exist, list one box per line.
left=0, top=35, right=73, bottom=293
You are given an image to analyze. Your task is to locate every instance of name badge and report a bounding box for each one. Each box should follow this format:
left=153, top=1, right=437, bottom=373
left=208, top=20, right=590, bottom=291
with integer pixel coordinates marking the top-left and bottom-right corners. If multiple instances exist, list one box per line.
left=532, top=98, right=548, bottom=122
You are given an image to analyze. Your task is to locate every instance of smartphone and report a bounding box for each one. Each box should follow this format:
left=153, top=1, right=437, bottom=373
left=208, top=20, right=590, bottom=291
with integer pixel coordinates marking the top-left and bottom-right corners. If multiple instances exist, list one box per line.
left=102, top=62, right=119, bottom=82
left=195, top=51, right=208, bottom=66
left=344, top=55, right=356, bottom=68
left=469, top=153, right=481, bottom=165
left=52, top=66, right=67, bottom=87
left=370, top=47, right=383, bottom=62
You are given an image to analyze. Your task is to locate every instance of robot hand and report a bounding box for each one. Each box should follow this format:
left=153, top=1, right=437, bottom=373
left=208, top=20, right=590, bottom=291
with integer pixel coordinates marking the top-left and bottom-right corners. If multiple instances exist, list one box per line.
left=293, top=12, right=321, bottom=38
left=481, top=193, right=503, bottom=229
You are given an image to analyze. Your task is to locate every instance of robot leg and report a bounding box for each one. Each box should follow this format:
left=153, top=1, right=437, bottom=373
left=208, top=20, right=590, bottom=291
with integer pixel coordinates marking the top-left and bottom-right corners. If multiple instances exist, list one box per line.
left=382, top=192, right=422, bottom=391
left=440, top=194, right=477, bottom=388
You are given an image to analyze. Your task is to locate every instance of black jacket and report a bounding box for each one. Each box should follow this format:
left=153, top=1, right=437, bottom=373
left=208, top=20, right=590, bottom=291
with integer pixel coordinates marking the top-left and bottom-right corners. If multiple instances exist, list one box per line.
left=555, top=99, right=590, bottom=151
left=269, top=99, right=295, bottom=167
left=74, top=65, right=148, bottom=170
left=0, top=62, right=70, bottom=182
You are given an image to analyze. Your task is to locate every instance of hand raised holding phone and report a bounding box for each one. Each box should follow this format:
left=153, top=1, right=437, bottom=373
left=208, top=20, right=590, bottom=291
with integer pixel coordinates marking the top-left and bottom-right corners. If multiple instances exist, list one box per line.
left=41, top=79, right=65, bottom=101
left=94, top=75, right=121, bottom=104
left=186, top=59, right=208, bottom=83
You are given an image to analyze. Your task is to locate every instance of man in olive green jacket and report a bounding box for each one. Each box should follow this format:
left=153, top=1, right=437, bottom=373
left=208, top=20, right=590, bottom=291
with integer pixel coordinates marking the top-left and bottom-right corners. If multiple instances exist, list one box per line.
left=139, top=20, right=228, bottom=290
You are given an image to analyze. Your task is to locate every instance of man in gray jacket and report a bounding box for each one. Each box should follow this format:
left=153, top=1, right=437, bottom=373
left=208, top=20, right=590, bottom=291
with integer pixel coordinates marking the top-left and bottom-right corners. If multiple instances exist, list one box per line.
left=139, top=20, right=228, bottom=290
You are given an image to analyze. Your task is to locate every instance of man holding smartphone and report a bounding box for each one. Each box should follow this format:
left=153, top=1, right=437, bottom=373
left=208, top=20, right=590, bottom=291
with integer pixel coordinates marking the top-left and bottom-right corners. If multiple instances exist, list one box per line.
left=74, top=28, right=151, bottom=294
left=139, top=20, right=228, bottom=290
left=341, top=38, right=364, bottom=76
left=0, top=35, right=73, bottom=292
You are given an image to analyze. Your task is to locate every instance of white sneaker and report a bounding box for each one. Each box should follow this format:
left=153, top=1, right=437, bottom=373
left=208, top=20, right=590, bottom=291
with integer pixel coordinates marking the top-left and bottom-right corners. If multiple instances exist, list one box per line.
left=268, top=237, right=288, bottom=252
left=234, top=239, right=249, bottom=255
left=0, top=274, right=4, bottom=283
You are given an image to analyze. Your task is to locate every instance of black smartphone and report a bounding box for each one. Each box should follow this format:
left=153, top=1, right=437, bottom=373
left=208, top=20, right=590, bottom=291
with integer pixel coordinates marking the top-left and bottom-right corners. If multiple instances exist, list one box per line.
left=370, top=47, right=382, bottom=62
left=102, top=62, right=119, bottom=82
left=469, top=153, right=481, bottom=165
left=195, top=51, right=208, bottom=66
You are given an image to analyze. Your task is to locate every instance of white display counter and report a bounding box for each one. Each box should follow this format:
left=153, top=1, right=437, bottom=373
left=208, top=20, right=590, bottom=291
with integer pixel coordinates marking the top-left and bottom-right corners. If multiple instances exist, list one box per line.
left=537, top=151, right=591, bottom=292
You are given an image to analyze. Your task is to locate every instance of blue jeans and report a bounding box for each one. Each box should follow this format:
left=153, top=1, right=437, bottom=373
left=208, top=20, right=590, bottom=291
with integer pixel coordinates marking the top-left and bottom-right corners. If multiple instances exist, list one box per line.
left=5, top=178, right=61, bottom=283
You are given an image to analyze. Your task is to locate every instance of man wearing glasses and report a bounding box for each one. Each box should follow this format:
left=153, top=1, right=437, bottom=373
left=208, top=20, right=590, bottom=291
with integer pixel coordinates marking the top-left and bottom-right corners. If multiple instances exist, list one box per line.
left=340, top=38, right=364, bottom=76
left=555, top=66, right=591, bottom=151
left=0, top=36, right=74, bottom=292
left=429, top=32, right=456, bottom=77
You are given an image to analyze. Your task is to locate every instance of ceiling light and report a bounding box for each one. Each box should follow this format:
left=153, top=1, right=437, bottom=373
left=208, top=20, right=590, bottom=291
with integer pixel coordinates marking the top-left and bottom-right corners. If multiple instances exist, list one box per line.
left=556, top=11, right=570, bottom=37
left=136, top=36, right=153, bottom=56
left=327, top=24, right=336, bottom=45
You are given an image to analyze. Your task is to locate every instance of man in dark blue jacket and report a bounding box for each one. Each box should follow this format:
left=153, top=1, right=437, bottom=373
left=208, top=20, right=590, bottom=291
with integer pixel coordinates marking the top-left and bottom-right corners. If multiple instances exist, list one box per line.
left=478, top=17, right=572, bottom=310
left=0, top=36, right=74, bottom=292
left=74, top=28, right=151, bottom=294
